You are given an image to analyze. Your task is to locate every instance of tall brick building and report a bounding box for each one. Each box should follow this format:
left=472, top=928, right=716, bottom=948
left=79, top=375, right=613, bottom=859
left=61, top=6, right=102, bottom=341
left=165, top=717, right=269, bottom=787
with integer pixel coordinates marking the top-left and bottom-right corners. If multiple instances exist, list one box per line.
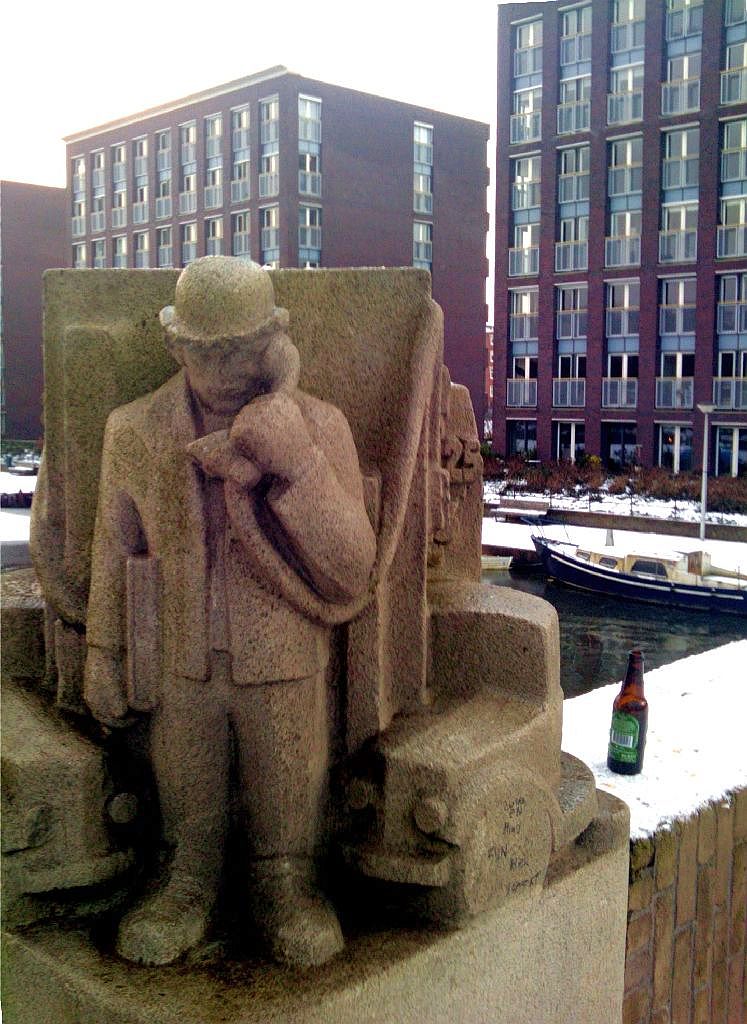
left=494, top=0, right=747, bottom=475
left=64, top=66, right=490, bottom=430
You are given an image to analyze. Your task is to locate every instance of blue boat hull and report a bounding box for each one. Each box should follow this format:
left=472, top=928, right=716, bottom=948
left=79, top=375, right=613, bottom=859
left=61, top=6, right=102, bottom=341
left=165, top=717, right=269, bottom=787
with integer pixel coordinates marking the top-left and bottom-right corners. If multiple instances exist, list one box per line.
left=532, top=538, right=747, bottom=616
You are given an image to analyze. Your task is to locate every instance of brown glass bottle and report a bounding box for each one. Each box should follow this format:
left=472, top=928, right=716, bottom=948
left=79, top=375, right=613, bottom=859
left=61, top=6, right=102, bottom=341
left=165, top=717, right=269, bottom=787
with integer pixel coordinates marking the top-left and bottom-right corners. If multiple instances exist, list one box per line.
left=607, top=649, right=648, bottom=775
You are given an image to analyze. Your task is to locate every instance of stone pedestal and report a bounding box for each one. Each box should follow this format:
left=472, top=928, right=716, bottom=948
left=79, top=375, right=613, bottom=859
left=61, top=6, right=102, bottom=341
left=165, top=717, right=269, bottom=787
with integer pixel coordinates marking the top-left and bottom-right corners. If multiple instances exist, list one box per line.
left=2, top=792, right=629, bottom=1024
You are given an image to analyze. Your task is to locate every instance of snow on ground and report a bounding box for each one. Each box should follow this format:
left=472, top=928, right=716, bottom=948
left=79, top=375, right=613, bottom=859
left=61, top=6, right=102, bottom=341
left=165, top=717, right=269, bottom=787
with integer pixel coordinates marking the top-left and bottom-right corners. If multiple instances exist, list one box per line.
left=562, top=641, right=747, bottom=839
left=482, top=517, right=747, bottom=573
left=0, top=471, right=37, bottom=494
left=484, top=479, right=747, bottom=529
left=1, top=509, right=31, bottom=543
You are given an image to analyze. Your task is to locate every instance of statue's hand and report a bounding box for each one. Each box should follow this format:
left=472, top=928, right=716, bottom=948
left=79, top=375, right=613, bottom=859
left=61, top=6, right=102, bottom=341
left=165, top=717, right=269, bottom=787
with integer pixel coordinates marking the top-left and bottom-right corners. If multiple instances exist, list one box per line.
left=230, top=392, right=312, bottom=482
left=84, top=648, right=132, bottom=728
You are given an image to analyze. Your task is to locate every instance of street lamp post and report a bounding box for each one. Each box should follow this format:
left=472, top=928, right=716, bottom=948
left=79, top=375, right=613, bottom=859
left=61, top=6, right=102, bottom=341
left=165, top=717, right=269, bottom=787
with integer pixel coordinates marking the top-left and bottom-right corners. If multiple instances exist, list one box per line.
left=697, top=403, right=715, bottom=542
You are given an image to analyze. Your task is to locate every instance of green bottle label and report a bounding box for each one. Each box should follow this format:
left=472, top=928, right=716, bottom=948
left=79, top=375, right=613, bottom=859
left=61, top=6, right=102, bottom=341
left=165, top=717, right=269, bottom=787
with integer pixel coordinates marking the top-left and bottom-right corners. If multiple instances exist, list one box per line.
left=608, top=711, right=640, bottom=764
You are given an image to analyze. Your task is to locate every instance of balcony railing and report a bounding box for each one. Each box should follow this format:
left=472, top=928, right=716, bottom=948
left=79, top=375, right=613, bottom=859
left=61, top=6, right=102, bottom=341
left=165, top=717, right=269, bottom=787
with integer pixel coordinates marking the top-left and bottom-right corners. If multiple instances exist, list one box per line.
left=556, top=310, right=587, bottom=339
left=299, top=226, right=322, bottom=249
left=205, top=137, right=222, bottom=159
left=607, top=90, right=643, bottom=125
left=112, top=253, right=127, bottom=269
left=510, top=111, right=541, bottom=144
left=299, top=119, right=322, bottom=144
left=260, top=120, right=279, bottom=144
left=506, top=379, right=538, bottom=407
left=205, top=237, right=223, bottom=257
left=555, top=239, right=588, bottom=271
left=300, top=171, right=322, bottom=196
left=661, top=156, right=699, bottom=189
left=509, top=314, right=538, bottom=342
left=157, top=150, right=171, bottom=171
left=180, top=143, right=196, bottom=165
left=178, top=191, right=197, bottom=215
left=511, top=181, right=540, bottom=210
left=261, top=226, right=279, bottom=250
left=560, top=33, right=591, bottom=64
left=233, top=234, right=251, bottom=257
left=92, top=251, right=106, bottom=269
left=721, top=149, right=747, bottom=183
left=659, top=228, right=697, bottom=263
left=659, top=305, right=696, bottom=335
left=508, top=245, right=539, bottom=276
left=232, top=128, right=251, bottom=151
left=90, top=211, right=105, bottom=233
left=111, top=207, right=127, bottom=228
left=204, top=185, right=223, bottom=209
left=610, top=19, right=645, bottom=52
left=112, top=164, right=127, bottom=184
left=717, top=223, right=747, bottom=258
left=606, top=308, right=640, bottom=337
left=721, top=67, right=747, bottom=105
left=182, top=243, right=197, bottom=265
left=664, top=4, right=703, bottom=40
left=155, top=196, right=172, bottom=219
left=608, top=165, right=642, bottom=196
left=713, top=377, right=747, bottom=409
left=602, top=377, right=638, bottom=408
left=132, top=202, right=148, bottom=224
left=553, top=378, right=586, bottom=407
left=134, top=250, right=149, bottom=269
left=72, top=173, right=86, bottom=194
left=661, top=78, right=700, bottom=116
left=513, top=45, right=542, bottom=76
left=557, top=101, right=590, bottom=136
left=655, top=377, right=694, bottom=409
left=258, top=172, right=279, bottom=197
left=605, top=234, right=641, bottom=267
left=134, top=156, right=148, bottom=177
left=717, top=301, right=747, bottom=333
left=157, top=246, right=173, bottom=268
left=92, top=168, right=106, bottom=189
left=231, top=179, right=250, bottom=203
left=71, top=216, right=85, bottom=237
left=557, top=172, right=589, bottom=203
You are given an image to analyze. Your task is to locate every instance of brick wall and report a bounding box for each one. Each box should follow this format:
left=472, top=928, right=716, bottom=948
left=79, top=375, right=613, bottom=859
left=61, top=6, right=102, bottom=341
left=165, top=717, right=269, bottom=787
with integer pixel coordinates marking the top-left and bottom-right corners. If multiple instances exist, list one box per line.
left=623, top=789, right=746, bottom=1024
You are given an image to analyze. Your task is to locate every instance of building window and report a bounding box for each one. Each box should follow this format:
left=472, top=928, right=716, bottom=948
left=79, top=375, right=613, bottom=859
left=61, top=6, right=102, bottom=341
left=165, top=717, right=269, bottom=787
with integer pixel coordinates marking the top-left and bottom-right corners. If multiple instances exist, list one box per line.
left=156, top=130, right=171, bottom=170
left=156, top=173, right=172, bottom=219
left=556, top=285, right=587, bottom=341
left=557, top=75, right=591, bottom=135
left=716, top=426, right=747, bottom=475
left=133, top=136, right=148, bottom=176
left=413, top=122, right=433, bottom=214
left=608, top=64, right=644, bottom=125
left=181, top=222, right=197, bottom=266
left=606, top=279, right=640, bottom=340
left=662, top=127, right=699, bottom=192
left=656, top=351, right=694, bottom=409
left=91, top=238, right=106, bottom=268
left=602, top=422, right=638, bottom=469
left=72, top=242, right=87, bottom=269
left=205, top=216, right=223, bottom=256
left=659, top=276, right=696, bottom=338
left=71, top=198, right=86, bottom=237
left=511, top=154, right=540, bottom=211
left=662, top=52, right=701, bottom=115
left=610, top=0, right=646, bottom=55
left=231, top=106, right=251, bottom=203
left=260, top=205, right=280, bottom=265
left=179, top=122, right=197, bottom=215
left=718, top=196, right=747, bottom=257
left=299, top=95, right=322, bottom=144
left=204, top=163, right=223, bottom=209
left=111, top=143, right=127, bottom=228
left=509, top=222, right=540, bottom=276
left=260, top=96, right=279, bottom=143
left=232, top=210, right=251, bottom=258
left=553, top=421, right=585, bottom=462
left=509, top=287, right=539, bottom=344
left=558, top=144, right=590, bottom=202
left=665, top=0, right=703, bottom=41
left=608, top=136, right=643, bottom=196
left=658, top=425, right=693, bottom=473
left=112, top=235, right=127, bottom=269
left=298, top=95, right=323, bottom=198
left=507, top=353, right=538, bottom=408
left=134, top=230, right=149, bottom=269
left=72, top=155, right=86, bottom=193
left=91, top=149, right=106, bottom=190
left=659, top=203, right=698, bottom=262
left=299, top=204, right=322, bottom=266
left=560, top=4, right=592, bottom=63
left=715, top=274, right=747, bottom=410
left=71, top=155, right=86, bottom=236
left=204, top=113, right=223, bottom=209
left=507, top=420, right=537, bottom=457
left=413, top=220, right=433, bottom=271
left=157, top=226, right=173, bottom=267
left=721, top=118, right=747, bottom=185
left=513, top=17, right=543, bottom=75
left=556, top=215, right=588, bottom=272
left=511, top=85, right=542, bottom=144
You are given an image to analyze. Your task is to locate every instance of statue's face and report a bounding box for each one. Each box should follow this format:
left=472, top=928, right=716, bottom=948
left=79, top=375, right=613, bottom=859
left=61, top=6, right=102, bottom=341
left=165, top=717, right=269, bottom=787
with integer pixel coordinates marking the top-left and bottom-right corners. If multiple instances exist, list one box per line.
left=176, top=338, right=267, bottom=414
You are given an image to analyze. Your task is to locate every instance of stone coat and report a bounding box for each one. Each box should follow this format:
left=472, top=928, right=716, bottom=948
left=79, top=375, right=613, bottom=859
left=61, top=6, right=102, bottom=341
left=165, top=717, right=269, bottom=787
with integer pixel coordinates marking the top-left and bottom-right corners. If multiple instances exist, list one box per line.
left=86, top=369, right=375, bottom=692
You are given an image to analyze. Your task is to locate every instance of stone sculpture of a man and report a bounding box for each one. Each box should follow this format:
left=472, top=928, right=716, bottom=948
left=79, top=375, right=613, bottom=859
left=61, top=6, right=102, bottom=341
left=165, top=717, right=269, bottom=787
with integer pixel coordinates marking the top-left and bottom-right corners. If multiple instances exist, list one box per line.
left=83, top=257, right=377, bottom=967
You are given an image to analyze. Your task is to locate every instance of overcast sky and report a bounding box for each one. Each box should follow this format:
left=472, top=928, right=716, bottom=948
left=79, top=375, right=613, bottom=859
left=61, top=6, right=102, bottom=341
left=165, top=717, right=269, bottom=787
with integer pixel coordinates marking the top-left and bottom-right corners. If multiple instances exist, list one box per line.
left=2, top=0, right=506, bottom=312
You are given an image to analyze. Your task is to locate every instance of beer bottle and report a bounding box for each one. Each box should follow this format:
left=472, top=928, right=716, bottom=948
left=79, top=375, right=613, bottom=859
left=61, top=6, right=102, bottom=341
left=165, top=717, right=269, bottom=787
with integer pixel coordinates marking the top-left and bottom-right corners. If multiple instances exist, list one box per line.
left=607, top=649, right=648, bottom=775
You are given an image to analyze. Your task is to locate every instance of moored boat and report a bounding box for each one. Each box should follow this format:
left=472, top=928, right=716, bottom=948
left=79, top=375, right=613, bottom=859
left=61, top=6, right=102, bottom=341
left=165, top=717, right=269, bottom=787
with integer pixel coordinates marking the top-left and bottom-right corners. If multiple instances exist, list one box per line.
left=532, top=535, right=747, bottom=615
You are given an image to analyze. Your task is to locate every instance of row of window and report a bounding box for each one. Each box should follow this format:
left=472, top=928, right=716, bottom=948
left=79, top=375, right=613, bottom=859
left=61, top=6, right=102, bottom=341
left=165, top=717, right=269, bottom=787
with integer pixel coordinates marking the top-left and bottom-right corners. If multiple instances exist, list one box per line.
left=505, top=419, right=747, bottom=476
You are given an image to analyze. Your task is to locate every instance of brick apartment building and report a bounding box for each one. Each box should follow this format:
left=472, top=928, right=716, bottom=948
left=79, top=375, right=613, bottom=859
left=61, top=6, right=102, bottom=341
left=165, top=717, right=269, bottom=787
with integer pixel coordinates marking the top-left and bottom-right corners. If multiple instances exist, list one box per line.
left=64, top=66, right=490, bottom=431
left=494, top=0, right=747, bottom=475
left=0, top=181, right=66, bottom=438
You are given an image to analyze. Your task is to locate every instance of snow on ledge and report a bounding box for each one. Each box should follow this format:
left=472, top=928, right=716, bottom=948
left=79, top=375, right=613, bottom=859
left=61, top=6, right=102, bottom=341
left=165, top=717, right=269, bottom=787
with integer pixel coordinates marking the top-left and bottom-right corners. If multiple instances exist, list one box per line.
left=562, top=641, right=747, bottom=840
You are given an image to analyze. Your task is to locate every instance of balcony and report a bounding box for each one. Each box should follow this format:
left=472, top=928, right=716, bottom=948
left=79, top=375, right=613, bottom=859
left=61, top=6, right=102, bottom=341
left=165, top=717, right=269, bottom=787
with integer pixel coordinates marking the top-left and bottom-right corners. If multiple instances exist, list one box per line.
left=607, top=90, right=643, bottom=125
left=299, top=171, right=322, bottom=197
left=557, top=101, right=590, bottom=136
left=111, top=207, right=127, bottom=229
left=610, top=19, right=645, bottom=52
left=155, top=196, right=172, bottom=219
left=555, top=240, right=588, bottom=272
left=511, top=181, right=540, bottom=210
left=717, top=301, right=747, bottom=333
left=557, top=172, right=589, bottom=203
left=506, top=379, right=538, bottom=407
left=659, top=228, right=697, bottom=263
left=721, top=67, right=747, bottom=105
left=178, top=191, right=197, bottom=215
left=605, top=235, right=641, bottom=267
left=508, top=246, right=539, bottom=276
left=661, top=78, right=700, bottom=116
left=261, top=226, right=279, bottom=250
left=602, top=377, right=638, bottom=408
left=71, top=216, right=85, bottom=237
left=510, top=111, right=541, bottom=144
left=717, top=223, right=747, bottom=258
left=664, top=4, right=703, bottom=40
left=509, top=314, right=538, bottom=342
left=258, top=172, right=279, bottom=197
left=560, top=33, right=591, bottom=64
left=553, top=378, right=586, bottom=407
left=132, top=202, right=148, bottom=225
left=608, top=165, right=642, bottom=196
left=661, top=156, right=699, bottom=190
left=713, top=377, right=747, bottom=409
left=231, top=179, right=250, bottom=203
left=556, top=310, right=587, bottom=339
left=721, top=149, right=747, bottom=183
left=90, top=211, right=105, bottom=233
left=513, top=45, right=542, bottom=76
left=606, top=308, right=640, bottom=337
left=204, top=185, right=223, bottom=209
left=655, top=377, right=694, bottom=409
left=299, top=226, right=322, bottom=249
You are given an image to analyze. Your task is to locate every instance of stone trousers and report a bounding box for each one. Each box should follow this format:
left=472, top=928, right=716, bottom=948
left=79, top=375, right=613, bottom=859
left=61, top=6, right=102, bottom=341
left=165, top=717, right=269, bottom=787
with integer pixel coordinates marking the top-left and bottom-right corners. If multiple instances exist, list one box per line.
left=149, top=652, right=328, bottom=890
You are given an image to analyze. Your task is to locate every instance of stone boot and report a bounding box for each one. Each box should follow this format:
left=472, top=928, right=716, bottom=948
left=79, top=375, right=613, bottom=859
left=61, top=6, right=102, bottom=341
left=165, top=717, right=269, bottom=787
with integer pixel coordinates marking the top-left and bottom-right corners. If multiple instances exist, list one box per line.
left=250, top=858, right=344, bottom=968
left=116, top=873, right=215, bottom=966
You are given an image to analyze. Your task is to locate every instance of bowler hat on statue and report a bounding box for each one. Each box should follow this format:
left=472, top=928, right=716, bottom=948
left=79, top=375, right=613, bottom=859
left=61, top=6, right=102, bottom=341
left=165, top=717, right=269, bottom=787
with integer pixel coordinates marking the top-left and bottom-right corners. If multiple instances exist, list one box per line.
left=160, top=256, right=289, bottom=345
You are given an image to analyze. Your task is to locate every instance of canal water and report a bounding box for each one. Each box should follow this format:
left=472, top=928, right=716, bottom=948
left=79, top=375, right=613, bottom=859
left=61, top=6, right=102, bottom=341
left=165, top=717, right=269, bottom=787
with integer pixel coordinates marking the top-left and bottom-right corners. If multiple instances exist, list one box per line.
left=483, top=569, right=746, bottom=699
